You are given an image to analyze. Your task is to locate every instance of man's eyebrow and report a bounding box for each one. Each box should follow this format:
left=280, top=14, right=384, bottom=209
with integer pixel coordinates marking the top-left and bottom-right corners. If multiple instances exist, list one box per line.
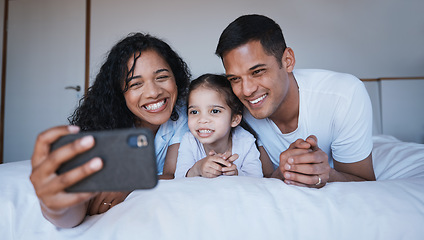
left=249, top=64, right=266, bottom=71
left=225, top=64, right=267, bottom=78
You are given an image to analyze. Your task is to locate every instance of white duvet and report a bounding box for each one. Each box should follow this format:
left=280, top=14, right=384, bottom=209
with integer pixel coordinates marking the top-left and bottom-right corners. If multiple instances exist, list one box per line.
left=1, top=135, right=424, bottom=240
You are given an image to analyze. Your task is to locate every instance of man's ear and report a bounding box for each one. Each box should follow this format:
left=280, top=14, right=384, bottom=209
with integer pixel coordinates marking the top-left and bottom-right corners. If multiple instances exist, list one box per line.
left=282, top=47, right=295, bottom=72
left=231, top=114, right=242, bottom=128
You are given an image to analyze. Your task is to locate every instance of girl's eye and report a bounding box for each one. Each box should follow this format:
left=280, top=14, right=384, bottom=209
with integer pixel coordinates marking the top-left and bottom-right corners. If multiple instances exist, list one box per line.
left=189, top=110, right=198, bottom=115
left=211, top=109, right=221, bottom=114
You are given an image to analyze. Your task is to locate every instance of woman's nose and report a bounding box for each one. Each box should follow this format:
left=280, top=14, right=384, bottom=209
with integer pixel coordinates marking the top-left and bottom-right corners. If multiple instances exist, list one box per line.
left=144, top=81, right=161, bottom=98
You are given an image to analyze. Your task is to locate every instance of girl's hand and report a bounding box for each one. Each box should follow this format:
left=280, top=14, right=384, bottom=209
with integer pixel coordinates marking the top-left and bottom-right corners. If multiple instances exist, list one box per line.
left=87, top=191, right=130, bottom=215
left=30, top=125, right=103, bottom=227
left=187, top=151, right=231, bottom=178
left=221, top=153, right=239, bottom=176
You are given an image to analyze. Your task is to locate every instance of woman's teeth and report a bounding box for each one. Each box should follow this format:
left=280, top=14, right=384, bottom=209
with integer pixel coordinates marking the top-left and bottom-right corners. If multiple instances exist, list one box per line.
left=145, top=100, right=165, bottom=110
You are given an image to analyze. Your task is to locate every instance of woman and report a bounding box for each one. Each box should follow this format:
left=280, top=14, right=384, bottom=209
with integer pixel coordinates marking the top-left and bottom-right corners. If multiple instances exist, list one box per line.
left=29, top=33, right=191, bottom=228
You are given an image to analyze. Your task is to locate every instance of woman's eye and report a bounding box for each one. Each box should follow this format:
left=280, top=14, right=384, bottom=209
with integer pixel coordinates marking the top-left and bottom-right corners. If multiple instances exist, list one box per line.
left=211, top=109, right=221, bottom=114
left=156, top=75, right=170, bottom=81
left=189, top=110, right=198, bottom=115
left=129, top=82, right=142, bottom=88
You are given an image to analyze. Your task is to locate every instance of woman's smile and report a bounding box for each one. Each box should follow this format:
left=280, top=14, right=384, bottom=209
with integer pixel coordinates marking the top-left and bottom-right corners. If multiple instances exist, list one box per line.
left=143, top=98, right=167, bottom=112
left=124, top=50, right=178, bottom=127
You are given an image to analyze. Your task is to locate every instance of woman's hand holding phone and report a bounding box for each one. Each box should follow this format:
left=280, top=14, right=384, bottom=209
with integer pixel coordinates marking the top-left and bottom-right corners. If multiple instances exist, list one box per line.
left=29, top=125, right=102, bottom=228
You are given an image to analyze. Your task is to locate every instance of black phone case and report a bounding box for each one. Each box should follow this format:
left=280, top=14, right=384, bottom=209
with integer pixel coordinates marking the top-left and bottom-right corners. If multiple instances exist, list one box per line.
left=53, top=128, right=158, bottom=192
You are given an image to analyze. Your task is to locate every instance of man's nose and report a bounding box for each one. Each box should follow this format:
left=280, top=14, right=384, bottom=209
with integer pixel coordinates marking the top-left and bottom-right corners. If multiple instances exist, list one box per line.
left=241, top=78, right=257, bottom=97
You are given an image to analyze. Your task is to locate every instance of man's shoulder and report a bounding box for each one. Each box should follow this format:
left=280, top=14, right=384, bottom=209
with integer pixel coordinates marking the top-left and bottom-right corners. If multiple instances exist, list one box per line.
left=243, top=110, right=269, bottom=125
left=295, top=68, right=360, bottom=82
left=242, top=111, right=277, bottom=140
left=294, top=69, right=363, bottom=94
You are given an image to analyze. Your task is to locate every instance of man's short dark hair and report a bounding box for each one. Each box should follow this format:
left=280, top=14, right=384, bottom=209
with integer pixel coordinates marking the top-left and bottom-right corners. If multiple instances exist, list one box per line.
left=215, top=14, right=287, bottom=66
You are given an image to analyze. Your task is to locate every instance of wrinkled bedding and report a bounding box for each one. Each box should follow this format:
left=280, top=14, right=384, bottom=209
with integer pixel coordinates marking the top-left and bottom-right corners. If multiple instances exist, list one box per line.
left=1, top=135, right=423, bottom=240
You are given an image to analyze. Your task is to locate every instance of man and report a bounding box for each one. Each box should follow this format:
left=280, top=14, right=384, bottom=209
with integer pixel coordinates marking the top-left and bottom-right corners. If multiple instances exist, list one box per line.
left=215, top=14, right=376, bottom=188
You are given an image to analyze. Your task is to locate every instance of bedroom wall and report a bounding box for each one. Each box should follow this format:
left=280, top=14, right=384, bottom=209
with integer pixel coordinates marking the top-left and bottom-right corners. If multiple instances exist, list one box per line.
left=89, top=0, right=424, bottom=143
left=2, top=0, right=424, bottom=163
left=90, top=0, right=424, bottom=80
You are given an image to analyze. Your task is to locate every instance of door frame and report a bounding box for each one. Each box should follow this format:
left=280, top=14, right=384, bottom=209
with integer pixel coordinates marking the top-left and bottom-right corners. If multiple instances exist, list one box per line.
left=0, top=0, right=9, bottom=164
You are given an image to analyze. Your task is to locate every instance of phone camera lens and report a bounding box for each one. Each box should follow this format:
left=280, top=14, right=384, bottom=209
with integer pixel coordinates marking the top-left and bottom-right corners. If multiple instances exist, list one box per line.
left=128, top=134, right=148, bottom=148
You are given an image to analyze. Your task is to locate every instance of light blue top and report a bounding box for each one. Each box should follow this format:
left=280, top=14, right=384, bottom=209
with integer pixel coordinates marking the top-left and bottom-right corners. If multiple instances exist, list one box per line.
left=154, top=107, right=188, bottom=174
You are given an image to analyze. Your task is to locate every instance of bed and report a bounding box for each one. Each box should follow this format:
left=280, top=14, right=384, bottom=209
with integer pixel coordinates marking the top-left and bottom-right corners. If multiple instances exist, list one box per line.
left=1, top=134, right=424, bottom=239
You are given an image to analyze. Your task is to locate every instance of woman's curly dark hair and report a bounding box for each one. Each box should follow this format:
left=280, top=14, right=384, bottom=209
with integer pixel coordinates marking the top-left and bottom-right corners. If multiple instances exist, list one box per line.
left=69, top=33, right=191, bottom=131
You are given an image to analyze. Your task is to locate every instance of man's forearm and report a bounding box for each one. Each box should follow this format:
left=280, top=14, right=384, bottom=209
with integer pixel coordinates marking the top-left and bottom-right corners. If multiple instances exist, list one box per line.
left=331, top=154, right=376, bottom=182
left=269, top=167, right=285, bottom=180
left=328, top=168, right=375, bottom=182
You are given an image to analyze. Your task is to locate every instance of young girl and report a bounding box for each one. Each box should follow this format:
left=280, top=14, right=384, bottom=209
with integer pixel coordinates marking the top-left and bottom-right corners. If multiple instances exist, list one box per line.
left=175, top=74, right=263, bottom=178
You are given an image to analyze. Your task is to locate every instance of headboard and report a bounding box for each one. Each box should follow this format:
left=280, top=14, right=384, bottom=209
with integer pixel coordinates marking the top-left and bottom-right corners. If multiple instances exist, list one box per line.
left=361, top=77, right=424, bottom=144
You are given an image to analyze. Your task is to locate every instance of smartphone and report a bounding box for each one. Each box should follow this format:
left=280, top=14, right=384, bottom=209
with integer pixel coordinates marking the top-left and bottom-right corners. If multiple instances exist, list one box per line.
left=52, top=128, right=158, bottom=192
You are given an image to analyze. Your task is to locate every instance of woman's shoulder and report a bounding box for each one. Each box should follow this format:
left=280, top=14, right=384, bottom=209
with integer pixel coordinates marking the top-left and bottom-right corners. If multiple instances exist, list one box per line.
left=174, top=105, right=188, bottom=124
left=160, top=106, right=188, bottom=128
left=155, top=107, right=188, bottom=144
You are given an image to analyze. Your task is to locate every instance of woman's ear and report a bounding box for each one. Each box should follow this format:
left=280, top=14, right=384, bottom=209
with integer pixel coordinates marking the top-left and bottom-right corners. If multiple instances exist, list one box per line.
left=282, top=47, right=295, bottom=73
left=231, top=114, right=242, bottom=128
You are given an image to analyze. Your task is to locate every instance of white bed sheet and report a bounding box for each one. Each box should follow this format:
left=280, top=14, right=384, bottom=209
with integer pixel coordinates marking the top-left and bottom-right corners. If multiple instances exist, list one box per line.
left=1, top=135, right=424, bottom=240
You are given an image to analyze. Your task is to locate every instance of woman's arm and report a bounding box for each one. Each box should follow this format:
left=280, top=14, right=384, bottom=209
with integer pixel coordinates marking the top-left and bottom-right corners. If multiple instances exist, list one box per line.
left=161, top=143, right=180, bottom=179
left=30, top=125, right=102, bottom=228
left=87, top=191, right=131, bottom=215
left=88, top=140, right=183, bottom=215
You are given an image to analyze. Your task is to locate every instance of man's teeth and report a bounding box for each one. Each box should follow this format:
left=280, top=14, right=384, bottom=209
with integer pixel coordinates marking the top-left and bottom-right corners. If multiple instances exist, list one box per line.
left=199, top=129, right=212, bottom=133
left=249, top=94, right=266, bottom=104
left=145, top=100, right=165, bottom=110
